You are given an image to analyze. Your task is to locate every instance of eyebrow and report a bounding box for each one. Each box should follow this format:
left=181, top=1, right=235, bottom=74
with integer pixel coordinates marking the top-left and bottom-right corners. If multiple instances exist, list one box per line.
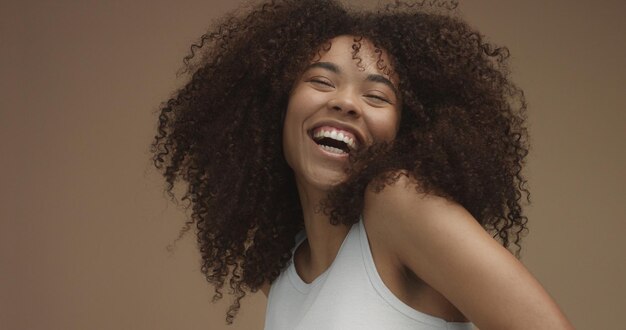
left=306, top=61, right=340, bottom=73
left=366, top=73, right=399, bottom=97
left=304, top=61, right=399, bottom=98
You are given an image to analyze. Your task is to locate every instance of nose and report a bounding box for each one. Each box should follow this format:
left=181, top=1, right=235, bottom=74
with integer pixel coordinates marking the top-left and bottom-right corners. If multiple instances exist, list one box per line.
left=327, top=89, right=361, bottom=117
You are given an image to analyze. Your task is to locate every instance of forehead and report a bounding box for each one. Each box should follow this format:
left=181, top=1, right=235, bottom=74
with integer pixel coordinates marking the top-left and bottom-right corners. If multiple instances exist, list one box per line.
left=313, top=35, right=397, bottom=83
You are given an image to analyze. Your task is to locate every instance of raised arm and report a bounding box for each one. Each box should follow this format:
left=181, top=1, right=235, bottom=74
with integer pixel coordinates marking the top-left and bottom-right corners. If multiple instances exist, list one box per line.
left=363, top=175, right=574, bottom=329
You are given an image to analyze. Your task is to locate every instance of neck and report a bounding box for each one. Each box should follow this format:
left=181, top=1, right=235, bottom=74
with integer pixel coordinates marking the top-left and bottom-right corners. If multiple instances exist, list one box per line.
left=295, top=177, right=351, bottom=277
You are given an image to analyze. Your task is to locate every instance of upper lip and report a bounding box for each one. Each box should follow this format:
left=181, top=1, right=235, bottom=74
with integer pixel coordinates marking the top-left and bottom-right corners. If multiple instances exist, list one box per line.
left=308, top=120, right=365, bottom=149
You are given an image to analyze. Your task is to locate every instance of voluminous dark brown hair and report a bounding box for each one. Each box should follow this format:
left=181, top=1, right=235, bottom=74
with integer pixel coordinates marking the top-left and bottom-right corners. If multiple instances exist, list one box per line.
left=152, top=0, right=530, bottom=324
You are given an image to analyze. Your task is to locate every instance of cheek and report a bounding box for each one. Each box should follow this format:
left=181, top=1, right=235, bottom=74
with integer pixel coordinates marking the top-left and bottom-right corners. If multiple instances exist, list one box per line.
left=283, top=88, right=307, bottom=127
left=369, top=110, right=401, bottom=142
left=283, top=91, right=303, bottom=137
left=282, top=97, right=307, bottom=167
left=282, top=108, right=297, bottom=163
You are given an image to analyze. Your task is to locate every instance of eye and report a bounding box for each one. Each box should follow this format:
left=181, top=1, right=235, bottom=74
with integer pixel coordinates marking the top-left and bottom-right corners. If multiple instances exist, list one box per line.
left=364, top=93, right=393, bottom=105
left=308, top=77, right=334, bottom=88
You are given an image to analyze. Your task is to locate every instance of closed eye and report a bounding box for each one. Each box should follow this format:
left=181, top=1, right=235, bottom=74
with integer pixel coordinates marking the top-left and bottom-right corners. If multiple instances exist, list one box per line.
left=308, top=77, right=334, bottom=87
left=365, top=94, right=393, bottom=105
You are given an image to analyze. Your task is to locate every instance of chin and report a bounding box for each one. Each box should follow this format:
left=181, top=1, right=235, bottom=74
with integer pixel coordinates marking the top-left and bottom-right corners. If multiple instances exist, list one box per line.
left=306, top=169, right=347, bottom=191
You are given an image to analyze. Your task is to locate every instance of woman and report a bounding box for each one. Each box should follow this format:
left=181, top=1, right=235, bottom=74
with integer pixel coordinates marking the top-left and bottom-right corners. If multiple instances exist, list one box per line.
left=152, top=0, right=574, bottom=328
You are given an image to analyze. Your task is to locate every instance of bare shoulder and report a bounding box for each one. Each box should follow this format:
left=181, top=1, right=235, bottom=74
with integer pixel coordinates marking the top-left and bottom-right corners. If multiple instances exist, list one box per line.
left=363, top=172, right=470, bottom=234
left=364, top=172, right=461, bottom=210
left=362, top=172, right=574, bottom=329
left=362, top=173, right=479, bottom=275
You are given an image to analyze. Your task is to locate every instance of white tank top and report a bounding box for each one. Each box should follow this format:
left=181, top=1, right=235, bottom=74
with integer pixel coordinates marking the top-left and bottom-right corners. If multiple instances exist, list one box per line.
left=264, top=217, right=474, bottom=330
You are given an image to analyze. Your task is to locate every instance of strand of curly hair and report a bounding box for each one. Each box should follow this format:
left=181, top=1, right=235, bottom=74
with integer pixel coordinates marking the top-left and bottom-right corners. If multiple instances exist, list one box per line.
left=151, top=0, right=530, bottom=324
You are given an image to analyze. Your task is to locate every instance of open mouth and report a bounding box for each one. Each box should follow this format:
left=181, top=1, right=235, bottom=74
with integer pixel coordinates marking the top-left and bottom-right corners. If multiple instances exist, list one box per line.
left=310, top=126, right=357, bottom=155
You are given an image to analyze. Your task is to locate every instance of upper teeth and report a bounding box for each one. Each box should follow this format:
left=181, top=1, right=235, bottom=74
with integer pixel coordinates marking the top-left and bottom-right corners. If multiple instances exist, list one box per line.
left=313, top=128, right=357, bottom=150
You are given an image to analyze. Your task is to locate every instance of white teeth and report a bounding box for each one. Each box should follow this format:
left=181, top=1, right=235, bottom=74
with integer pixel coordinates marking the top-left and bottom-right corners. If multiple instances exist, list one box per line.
left=312, top=128, right=357, bottom=150
left=320, top=144, right=346, bottom=154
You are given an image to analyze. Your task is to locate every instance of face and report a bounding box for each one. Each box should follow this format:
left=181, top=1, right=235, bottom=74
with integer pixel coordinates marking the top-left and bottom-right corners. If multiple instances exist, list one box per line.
left=282, top=35, right=401, bottom=192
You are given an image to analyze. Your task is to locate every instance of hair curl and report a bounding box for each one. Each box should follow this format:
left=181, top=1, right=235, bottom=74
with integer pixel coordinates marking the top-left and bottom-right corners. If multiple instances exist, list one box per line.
left=151, top=0, right=530, bottom=324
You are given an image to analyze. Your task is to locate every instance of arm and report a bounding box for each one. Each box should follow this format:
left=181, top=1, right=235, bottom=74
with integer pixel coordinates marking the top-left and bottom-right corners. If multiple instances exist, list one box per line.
left=363, top=175, right=574, bottom=329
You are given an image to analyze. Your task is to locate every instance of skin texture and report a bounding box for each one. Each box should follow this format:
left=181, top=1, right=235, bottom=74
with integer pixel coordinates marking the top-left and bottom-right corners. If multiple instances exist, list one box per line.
left=362, top=175, right=574, bottom=328
left=151, top=0, right=573, bottom=327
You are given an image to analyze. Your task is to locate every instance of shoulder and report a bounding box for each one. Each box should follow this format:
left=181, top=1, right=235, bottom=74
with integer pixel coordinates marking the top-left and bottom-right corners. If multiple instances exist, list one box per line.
left=363, top=172, right=466, bottom=221
left=362, top=172, right=574, bottom=329
left=362, top=171, right=478, bottom=249
left=362, top=172, right=485, bottom=276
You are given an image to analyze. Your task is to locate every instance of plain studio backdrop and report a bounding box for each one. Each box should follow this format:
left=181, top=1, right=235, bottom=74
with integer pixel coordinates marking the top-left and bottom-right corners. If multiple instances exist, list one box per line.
left=1, top=0, right=624, bottom=329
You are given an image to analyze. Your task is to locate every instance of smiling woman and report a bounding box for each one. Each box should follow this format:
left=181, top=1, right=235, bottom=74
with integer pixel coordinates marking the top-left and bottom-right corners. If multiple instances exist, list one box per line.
left=151, top=0, right=573, bottom=329
left=283, top=36, right=401, bottom=190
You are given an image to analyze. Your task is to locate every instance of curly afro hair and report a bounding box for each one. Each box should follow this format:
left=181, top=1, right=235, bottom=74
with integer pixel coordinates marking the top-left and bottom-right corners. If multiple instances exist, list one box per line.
left=151, top=0, right=530, bottom=324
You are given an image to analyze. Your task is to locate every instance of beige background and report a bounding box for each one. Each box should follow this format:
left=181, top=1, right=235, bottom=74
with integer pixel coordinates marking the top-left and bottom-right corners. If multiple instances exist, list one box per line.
left=1, top=0, right=624, bottom=329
